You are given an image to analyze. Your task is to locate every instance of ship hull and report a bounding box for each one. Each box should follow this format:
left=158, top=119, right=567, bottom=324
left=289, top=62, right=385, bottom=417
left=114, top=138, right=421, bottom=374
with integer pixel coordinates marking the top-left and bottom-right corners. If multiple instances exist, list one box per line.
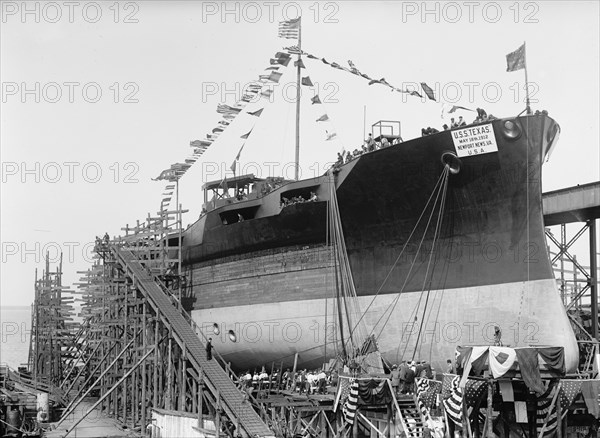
left=183, top=114, right=577, bottom=372
left=191, top=277, right=577, bottom=372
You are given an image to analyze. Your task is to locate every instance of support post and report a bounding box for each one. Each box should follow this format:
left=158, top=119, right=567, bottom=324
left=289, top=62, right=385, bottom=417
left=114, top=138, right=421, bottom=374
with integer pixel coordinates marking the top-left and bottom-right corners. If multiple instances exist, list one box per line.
left=198, top=369, right=204, bottom=429
left=590, top=219, right=598, bottom=339
left=487, top=381, right=494, bottom=438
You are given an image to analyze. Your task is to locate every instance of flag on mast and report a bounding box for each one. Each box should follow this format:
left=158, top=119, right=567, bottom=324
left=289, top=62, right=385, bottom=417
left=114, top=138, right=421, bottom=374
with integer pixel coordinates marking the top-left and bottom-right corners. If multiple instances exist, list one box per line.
left=506, top=43, right=526, bottom=72
left=278, top=17, right=300, bottom=39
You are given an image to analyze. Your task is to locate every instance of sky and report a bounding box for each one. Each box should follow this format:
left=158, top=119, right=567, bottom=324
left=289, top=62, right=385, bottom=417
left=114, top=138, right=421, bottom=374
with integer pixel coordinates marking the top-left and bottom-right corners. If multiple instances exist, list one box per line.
left=1, top=1, right=599, bottom=307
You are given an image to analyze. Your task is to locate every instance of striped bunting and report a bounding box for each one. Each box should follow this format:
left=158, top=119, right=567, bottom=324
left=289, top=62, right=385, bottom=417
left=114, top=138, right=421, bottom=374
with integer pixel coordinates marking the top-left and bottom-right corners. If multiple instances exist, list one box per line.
left=416, top=378, right=433, bottom=422
left=156, top=50, right=290, bottom=211
left=536, top=382, right=566, bottom=437
left=342, top=379, right=359, bottom=425
left=443, top=375, right=464, bottom=427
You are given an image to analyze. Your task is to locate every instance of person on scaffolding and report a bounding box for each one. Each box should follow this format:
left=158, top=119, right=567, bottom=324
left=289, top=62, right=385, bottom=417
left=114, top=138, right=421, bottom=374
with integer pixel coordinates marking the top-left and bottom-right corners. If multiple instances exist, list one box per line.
left=206, top=338, right=213, bottom=360
left=403, top=361, right=416, bottom=394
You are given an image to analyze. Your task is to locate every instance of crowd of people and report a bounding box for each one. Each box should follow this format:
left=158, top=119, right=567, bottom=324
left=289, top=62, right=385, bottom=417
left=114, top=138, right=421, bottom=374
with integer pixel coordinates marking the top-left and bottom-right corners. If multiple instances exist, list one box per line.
left=235, top=358, right=448, bottom=399
left=422, top=108, right=499, bottom=136
left=238, top=367, right=338, bottom=396
left=334, top=133, right=402, bottom=167
left=280, top=191, right=318, bottom=208
left=389, top=360, right=436, bottom=395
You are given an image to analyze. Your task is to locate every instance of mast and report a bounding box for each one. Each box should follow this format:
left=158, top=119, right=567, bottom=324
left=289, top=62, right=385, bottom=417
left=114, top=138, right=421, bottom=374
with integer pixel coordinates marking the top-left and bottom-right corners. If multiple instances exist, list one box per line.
left=523, top=41, right=531, bottom=115
left=294, top=17, right=302, bottom=180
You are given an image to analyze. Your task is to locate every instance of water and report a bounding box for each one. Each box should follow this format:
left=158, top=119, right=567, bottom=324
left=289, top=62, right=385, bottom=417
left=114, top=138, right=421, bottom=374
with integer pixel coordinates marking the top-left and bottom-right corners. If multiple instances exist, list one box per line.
left=0, top=306, right=31, bottom=369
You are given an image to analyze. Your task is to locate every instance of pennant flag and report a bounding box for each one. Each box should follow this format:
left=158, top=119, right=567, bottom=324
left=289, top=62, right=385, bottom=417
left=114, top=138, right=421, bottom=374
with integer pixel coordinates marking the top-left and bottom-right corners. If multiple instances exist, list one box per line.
left=321, top=58, right=330, bottom=65
left=240, top=129, right=253, bottom=139
left=311, top=95, right=321, bottom=104
left=190, top=140, right=211, bottom=148
left=212, top=127, right=224, bottom=134
left=316, top=114, right=329, bottom=122
left=342, top=379, right=359, bottom=425
left=307, top=54, right=318, bottom=59
left=234, top=144, right=245, bottom=161
left=368, top=79, right=382, bottom=86
left=265, top=66, right=280, bottom=71
left=274, top=51, right=291, bottom=60
left=506, top=43, right=526, bottom=72
left=294, top=59, right=305, bottom=68
left=410, top=90, right=423, bottom=98
left=267, top=71, right=283, bottom=83
left=284, top=45, right=302, bottom=55
left=248, top=108, right=264, bottom=117
left=560, top=380, right=582, bottom=410
left=273, top=54, right=291, bottom=67
left=448, top=105, right=475, bottom=113
left=348, top=60, right=360, bottom=74
left=218, top=120, right=230, bottom=126
left=420, top=82, right=436, bottom=100
left=152, top=168, right=177, bottom=182
left=301, top=76, right=314, bottom=86
left=260, top=89, right=273, bottom=98
left=325, top=131, right=337, bottom=141
left=217, top=103, right=242, bottom=114
left=278, top=17, right=300, bottom=39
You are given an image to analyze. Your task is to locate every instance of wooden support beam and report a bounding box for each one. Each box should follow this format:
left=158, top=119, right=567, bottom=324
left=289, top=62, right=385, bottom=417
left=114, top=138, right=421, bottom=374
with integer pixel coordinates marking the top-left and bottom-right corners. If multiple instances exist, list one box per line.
left=64, top=347, right=155, bottom=437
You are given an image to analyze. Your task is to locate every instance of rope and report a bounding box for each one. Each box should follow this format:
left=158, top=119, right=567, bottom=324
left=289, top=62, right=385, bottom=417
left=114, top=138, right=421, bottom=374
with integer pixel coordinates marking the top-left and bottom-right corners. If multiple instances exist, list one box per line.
left=411, top=166, right=450, bottom=359
left=373, top=165, right=450, bottom=342
left=346, top=166, right=451, bottom=343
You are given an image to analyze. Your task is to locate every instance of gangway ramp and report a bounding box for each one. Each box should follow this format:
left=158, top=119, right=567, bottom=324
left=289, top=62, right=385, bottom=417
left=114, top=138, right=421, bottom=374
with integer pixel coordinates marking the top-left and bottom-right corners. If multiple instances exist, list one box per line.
left=113, top=247, right=274, bottom=438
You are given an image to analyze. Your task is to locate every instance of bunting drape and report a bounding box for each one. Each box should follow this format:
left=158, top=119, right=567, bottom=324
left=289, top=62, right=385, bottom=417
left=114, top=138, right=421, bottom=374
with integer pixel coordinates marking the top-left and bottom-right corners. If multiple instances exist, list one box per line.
left=152, top=50, right=291, bottom=209
left=285, top=45, right=436, bottom=101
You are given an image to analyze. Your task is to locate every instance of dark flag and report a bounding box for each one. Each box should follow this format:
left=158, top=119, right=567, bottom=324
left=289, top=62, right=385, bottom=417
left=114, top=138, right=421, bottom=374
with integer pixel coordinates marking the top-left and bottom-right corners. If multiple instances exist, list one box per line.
left=248, top=108, right=264, bottom=117
left=294, top=59, right=305, bottom=68
left=506, top=43, right=526, bottom=72
left=230, top=144, right=245, bottom=173
left=152, top=168, right=177, bottom=182
left=420, top=82, right=436, bottom=100
left=316, top=114, right=329, bottom=122
left=301, top=76, right=313, bottom=86
left=348, top=60, right=360, bottom=75
left=190, top=139, right=212, bottom=148
left=240, top=129, right=253, bottom=139
left=311, top=95, right=321, bottom=104
left=448, top=105, right=475, bottom=113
